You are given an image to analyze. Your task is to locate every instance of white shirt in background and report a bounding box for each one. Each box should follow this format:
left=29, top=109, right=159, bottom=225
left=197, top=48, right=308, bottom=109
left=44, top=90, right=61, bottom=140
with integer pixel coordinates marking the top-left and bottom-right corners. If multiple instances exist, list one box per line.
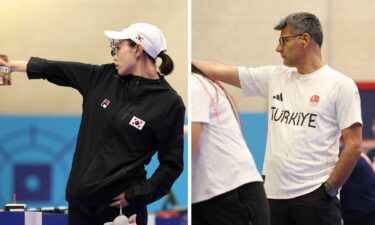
left=191, top=73, right=262, bottom=203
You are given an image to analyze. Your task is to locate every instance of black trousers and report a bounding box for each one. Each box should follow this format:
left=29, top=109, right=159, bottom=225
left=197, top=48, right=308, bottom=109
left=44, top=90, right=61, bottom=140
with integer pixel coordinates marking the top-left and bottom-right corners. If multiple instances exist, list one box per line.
left=192, top=182, right=270, bottom=225
left=68, top=204, right=148, bottom=225
left=269, top=186, right=341, bottom=225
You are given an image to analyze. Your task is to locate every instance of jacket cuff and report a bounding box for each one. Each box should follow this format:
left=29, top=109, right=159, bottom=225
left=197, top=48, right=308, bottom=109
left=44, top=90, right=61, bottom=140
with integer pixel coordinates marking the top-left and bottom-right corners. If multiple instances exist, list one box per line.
left=124, top=188, right=137, bottom=206
left=27, top=57, right=47, bottom=79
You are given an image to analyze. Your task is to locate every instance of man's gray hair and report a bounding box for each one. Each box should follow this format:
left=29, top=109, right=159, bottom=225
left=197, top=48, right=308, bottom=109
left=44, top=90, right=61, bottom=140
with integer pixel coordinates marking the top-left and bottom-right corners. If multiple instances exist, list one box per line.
left=274, top=12, right=323, bottom=48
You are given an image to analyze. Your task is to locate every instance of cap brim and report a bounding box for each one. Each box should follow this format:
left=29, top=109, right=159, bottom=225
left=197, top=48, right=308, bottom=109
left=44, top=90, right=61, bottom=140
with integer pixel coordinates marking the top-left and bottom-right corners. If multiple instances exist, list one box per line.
left=104, top=30, right=130, bottom=41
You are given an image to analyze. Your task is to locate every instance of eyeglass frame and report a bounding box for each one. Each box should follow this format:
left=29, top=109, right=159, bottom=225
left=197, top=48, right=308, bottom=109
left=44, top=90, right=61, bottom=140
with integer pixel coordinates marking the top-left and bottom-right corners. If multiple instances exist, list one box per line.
left=110, top=40, right=120, bottom=57
left=278, top=34, right=304, bottom=46
left=110, top=40, right=134, bottom=57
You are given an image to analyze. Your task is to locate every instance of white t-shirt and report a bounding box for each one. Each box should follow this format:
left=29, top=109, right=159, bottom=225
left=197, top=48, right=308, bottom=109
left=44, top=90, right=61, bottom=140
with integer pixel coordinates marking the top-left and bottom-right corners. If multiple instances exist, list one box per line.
left=239, top=65, right=362, bottom=199
left=191, top=74, right=262, bottom=203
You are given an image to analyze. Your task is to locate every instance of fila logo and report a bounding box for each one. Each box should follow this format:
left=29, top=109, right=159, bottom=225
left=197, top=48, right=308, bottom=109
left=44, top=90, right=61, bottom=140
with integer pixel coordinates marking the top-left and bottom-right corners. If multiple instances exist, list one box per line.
left=129, top=116, right=146, bottom=130
left=273, top=93, right=283, bottom=101
left=101, top=99, right=111, bottom=108
left=309, top=95, right=320, bottom=106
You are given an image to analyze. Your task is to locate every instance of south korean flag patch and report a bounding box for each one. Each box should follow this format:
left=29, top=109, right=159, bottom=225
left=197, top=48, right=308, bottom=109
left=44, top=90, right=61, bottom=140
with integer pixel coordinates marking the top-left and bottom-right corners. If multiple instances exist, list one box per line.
left=129, top=116, right=146, bottom=130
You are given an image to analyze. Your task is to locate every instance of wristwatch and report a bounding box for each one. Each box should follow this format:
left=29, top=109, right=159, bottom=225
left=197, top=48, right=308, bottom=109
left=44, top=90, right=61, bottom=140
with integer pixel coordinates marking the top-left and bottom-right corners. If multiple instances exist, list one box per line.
left=322, top=181, right=338, bottom=197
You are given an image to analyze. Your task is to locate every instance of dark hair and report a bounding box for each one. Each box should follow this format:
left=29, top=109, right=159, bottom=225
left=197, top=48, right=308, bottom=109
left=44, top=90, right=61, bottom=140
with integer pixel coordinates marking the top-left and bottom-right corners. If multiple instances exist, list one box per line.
left=157, top=51, right=174, bottom=76
left=126, top=39, right=137, bottom=48
left=274, top=12, right=323, bottom=48
left=126, top=39, right=174, bottom=76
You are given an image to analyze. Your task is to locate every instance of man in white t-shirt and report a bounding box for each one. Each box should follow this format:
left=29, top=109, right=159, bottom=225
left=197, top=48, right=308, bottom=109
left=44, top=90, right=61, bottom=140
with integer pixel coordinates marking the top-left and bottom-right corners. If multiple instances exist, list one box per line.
left=191, top=67, right=270, bottom=225
left=193, top=12, right=363, bottom=225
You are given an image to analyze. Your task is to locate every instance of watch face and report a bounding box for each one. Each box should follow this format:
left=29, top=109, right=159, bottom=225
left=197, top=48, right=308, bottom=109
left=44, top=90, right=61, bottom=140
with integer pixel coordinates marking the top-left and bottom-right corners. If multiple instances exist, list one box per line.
left=328, top=188, right=338, bottom=197
left=323, top=182, right=337, bottom=197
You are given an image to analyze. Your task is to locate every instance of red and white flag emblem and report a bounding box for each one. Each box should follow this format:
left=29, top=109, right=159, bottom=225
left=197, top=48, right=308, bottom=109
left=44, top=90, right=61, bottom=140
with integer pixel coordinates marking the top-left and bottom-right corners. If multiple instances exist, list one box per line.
left=129, top=116, right=146, bottom=130
left=101, top=99, right=111, bottom=108
left=309, top=95, right=320, bottom=106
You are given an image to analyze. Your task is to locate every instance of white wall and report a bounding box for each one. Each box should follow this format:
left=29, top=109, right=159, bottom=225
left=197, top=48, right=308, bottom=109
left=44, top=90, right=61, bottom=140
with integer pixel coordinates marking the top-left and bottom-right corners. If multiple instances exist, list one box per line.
left=193, top=0, right=375, bottom=111
left=0, top=0, right=187, bottom=114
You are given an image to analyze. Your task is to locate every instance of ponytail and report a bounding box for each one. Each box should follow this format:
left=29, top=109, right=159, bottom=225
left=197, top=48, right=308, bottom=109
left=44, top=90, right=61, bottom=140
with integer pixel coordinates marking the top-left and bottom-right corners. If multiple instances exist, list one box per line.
left=129, top=40, right=174, bottom=76
left=158, top=51, right=174, bottom=76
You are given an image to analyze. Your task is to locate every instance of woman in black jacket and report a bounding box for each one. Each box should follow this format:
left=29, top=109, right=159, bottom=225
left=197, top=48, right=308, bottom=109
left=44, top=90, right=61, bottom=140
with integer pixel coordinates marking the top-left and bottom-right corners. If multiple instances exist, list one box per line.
left=1, top=23, right=185, bottom=225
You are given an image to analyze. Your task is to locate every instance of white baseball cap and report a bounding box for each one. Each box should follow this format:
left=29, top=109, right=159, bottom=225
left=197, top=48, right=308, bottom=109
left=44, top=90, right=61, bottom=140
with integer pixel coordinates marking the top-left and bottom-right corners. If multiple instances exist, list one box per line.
left=104, top=23, right=167, bottom=59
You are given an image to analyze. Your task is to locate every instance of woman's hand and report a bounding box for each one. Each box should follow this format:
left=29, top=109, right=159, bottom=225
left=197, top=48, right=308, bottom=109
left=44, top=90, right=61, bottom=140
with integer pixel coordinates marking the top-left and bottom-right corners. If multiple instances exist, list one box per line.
left=109, top=192, right=129, bottom=207
left=0, top=57, right=9, bottom=67
left=0, top=55, right=28, bottom=73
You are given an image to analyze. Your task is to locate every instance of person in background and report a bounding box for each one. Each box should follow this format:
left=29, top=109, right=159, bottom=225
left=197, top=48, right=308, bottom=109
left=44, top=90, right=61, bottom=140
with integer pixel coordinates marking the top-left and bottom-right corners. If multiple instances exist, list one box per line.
left=193, top=12, right=362, bottom=225
left=366, top=119, right=375, bottom=166
left=340, top=143, right=375, bottom=225
left=0, top=23, right=185, bottom=225
left=191, top=65, right=270, bottom=225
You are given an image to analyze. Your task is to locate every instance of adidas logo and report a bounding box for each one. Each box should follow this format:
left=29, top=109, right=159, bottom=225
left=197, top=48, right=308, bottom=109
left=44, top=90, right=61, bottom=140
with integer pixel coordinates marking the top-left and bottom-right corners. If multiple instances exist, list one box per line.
left=273, top=93, right=283, bottom=101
